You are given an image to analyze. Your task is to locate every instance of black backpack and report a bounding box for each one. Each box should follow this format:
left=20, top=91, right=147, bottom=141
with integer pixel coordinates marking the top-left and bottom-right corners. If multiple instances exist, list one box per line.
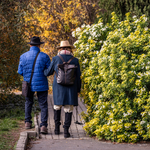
left=56, top=55, right=77, bottom=85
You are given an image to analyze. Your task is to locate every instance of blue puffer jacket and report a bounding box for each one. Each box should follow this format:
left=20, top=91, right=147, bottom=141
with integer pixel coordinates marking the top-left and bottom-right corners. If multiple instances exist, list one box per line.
left=18, top=46, right=50, bottom=92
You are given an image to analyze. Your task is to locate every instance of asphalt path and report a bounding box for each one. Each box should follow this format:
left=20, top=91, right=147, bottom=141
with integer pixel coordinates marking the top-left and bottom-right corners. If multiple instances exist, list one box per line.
left=30, top=138, right=150, bottom=150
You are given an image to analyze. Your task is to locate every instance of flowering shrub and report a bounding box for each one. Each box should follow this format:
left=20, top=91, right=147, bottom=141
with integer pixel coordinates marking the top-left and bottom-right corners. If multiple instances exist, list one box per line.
left=73, top=12, right=150, bottom=143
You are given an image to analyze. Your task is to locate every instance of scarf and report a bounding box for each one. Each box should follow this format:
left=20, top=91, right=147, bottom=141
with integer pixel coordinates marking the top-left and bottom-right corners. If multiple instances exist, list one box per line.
left=58, top=50, right=73, bottom=56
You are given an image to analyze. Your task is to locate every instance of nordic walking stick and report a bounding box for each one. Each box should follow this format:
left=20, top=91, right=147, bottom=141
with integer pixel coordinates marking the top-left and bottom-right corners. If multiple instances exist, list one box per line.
left=74, top=106, right=83, bottom=125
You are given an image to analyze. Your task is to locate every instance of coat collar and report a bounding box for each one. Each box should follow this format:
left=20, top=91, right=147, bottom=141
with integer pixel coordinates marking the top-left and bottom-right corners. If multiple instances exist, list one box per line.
left=29, top=46, right=40, bottom=52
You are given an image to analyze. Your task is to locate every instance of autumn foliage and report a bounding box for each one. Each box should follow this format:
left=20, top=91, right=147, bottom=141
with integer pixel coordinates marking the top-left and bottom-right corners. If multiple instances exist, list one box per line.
left=24, top=0, right=100, bottom=56
left=0, top=0, right=28, bottom=95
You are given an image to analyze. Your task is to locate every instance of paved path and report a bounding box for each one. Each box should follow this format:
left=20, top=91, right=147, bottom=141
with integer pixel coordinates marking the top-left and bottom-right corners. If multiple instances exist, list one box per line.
left=29, top=95, right=150, bottom=150
left=38, top=95, right=89, bottom=140
left=30, top=139, right=150, bottom=150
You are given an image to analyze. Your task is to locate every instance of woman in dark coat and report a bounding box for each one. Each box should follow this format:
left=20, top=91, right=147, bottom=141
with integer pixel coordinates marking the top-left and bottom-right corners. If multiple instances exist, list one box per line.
left=44, top=40, right=81, bottom=138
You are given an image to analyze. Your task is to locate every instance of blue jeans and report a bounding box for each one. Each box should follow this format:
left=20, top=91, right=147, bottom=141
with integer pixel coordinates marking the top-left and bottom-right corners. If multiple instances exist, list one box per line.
left=25, top=91, right=48, bottom=127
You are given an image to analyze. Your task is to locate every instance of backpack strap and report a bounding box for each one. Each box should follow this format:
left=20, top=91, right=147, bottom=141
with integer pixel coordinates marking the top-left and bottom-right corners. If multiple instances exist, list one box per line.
left=58, top=55, right=75, bottom=64
left=58, top=55, right=65, bottom=63
left=67, top=57, right=75, bottom=63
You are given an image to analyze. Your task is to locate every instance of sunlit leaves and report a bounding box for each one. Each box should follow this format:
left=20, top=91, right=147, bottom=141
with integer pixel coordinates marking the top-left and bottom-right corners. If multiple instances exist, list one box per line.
left=74, top=12, right=150, bottom=143
left=24, top=0, right=99, bottom=57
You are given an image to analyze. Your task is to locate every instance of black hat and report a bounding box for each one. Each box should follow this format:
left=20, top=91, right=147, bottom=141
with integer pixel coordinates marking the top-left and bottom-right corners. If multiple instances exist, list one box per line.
left=28, top=36, right=44, bottom=45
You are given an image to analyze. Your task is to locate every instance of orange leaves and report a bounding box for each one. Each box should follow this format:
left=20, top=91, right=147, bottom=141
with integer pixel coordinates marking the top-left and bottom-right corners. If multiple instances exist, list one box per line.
left=24, top=0, right=99, bottom=57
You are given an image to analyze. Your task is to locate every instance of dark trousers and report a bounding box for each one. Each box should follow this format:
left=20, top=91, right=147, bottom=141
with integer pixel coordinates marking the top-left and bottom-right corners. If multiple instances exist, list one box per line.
left=25, top=91, right=48, bottom=127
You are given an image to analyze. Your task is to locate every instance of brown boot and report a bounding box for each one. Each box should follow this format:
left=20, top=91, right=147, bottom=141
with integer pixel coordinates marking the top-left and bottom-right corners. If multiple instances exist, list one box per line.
left=25, top=122, right=32, bottom=129
left=40, top=126, right=48, bottom=134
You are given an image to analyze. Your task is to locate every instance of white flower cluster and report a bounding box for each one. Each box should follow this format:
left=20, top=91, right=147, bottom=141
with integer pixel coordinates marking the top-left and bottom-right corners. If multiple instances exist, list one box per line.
left=133, top=88, right=139, bottom=93
left=99, top=94, right=103, bottom=98
left=106, top=111, right=111, bottom=115
left=143, top=17, right=147, bottom=21
left=133, top=15, right=137, bottom=19
left=111, top=104, right=114, bottom=108
left=140, top=121, right=146, bottom=125
left=123, top=110, right=133, bottom=117
left=144, top=27, right=148, bottom=31
left=81, top=24, right=86, bottom=28
left=141, top=112, right=146, bottom=117
left=107, top=120, right=110, bottom=125
left=125, top=125, right=130, bottom=129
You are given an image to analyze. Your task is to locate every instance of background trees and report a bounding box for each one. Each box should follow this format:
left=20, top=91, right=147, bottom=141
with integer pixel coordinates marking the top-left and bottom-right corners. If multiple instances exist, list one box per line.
left=0, top=0, right=29, bottom=95
left=24, top=0, right=100, bottom=57
left=97, top=0, right=150, bottom=24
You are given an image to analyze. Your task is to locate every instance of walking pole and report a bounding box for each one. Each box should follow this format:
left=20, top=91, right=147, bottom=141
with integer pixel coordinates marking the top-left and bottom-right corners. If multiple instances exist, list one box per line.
left=74, top=106, right=82, bottom=125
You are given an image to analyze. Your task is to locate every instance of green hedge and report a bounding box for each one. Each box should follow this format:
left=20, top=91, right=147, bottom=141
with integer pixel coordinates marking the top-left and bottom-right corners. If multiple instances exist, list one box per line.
left=73, top=12, right=150, bottom=143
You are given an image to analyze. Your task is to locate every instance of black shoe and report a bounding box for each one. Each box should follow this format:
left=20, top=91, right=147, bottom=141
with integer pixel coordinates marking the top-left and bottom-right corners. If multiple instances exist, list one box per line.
left=64, top=127, right=70, bottom=138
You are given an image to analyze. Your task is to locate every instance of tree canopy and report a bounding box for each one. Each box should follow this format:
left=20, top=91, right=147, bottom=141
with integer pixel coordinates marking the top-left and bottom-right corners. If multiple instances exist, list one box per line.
left=24, top=0, right=100, bottom=56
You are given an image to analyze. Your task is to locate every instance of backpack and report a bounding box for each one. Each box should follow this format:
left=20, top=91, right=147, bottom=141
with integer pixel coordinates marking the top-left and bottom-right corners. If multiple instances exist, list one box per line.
left=56, top=55, right=77, bottom=85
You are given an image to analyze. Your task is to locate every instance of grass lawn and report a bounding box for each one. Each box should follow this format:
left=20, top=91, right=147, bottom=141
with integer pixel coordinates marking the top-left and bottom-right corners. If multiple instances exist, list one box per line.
left=0, top=119, right=25, bottom=150
left=0, top=93, right=39, bottom=150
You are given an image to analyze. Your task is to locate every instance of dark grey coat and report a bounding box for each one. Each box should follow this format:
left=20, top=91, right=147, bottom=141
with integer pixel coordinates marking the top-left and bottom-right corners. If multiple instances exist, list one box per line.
left=44, top=54, right=81, bottom=106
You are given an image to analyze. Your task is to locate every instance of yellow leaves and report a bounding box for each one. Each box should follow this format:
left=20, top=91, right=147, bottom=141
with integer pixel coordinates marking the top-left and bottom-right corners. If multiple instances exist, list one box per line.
left=129, top=134, right=138, bottom=143
left=24, top=0, right=99, bottom=56
left=67, top=1, right=73, bottom=5
left=135, top=79, right=141, bottom=86
left=88, top=91, right=96, bottom=102
left=44, top=30, right=50, bottom=37
left=124, top=123, right=132, bottom=130
left=120, top=55, right=126, bottom=60
left=92, top=4, right=96, bottom=7
left=76, top=3, right=81, bottom=9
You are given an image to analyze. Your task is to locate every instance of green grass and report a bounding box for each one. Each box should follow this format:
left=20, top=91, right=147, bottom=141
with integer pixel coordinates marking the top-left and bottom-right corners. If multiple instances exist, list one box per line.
left=0, top=93, right=40, bottom=150
left=0, top=109, right=25, bottom=150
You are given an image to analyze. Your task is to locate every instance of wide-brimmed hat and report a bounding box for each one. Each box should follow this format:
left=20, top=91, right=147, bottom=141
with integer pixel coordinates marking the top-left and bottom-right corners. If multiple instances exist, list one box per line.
left=56, top=40, right=74, bottom=49
left=28, top=36, right=44, bottom=45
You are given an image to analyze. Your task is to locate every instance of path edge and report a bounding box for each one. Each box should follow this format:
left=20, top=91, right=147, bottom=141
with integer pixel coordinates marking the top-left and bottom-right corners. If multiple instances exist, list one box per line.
left=15, top=114, right=39, bottom=150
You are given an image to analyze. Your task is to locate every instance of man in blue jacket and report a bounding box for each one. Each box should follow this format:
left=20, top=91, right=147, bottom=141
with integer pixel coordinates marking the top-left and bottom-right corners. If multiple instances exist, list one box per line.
left=18, top=36, right=50, bottom=134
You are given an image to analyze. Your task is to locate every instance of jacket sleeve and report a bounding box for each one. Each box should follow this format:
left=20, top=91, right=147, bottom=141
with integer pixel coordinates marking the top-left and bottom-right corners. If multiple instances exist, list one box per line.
left=45, top=55, right=51, bottom=69
left=77, top=60, right=81, bottom=93
left=44, top=57, right=55, bottom=76
left=18, top=56, right=23, bottom=76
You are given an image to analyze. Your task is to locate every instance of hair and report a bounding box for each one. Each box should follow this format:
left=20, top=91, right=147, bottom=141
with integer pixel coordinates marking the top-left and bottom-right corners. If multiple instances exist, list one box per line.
left=59, top=47, right=72, bottom=52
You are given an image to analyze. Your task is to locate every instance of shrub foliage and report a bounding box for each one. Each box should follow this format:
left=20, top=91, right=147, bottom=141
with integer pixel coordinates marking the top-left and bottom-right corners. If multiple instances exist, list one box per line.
left=97, top=0, right=150, bottom=24
left=73, top=12, right=150, bottom=143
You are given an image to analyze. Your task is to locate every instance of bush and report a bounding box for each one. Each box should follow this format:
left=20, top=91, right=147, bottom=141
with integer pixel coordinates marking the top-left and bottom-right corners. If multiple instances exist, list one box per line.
left=73, top=12, right=150, bottom=143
